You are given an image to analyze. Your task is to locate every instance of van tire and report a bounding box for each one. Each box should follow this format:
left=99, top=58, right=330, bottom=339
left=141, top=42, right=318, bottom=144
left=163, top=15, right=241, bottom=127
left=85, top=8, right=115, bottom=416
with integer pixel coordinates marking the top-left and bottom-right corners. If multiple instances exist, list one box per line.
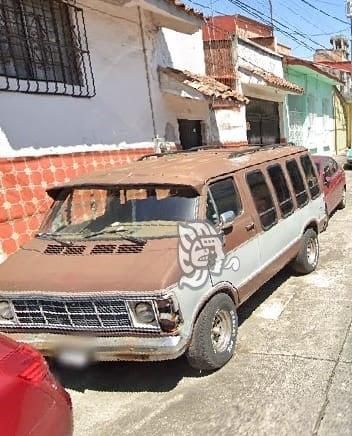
left=291, top=228, right=319, bottom=275
left=338, top=187, right=346, bottom=209
left=186, top=293, right=238, bottom=371
left=323, top=204, right=329, bottom=230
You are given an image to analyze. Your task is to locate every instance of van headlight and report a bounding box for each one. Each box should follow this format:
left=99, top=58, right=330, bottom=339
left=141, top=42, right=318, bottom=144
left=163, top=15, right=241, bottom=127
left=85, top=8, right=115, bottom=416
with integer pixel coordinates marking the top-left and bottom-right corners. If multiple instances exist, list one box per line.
left=0, top=301, right=14, bottom=321
left=127, top=296, right=182, bottom=331
left=156, top=296, right=182, bottom=332
left=134, top=302, right=155, bottom=324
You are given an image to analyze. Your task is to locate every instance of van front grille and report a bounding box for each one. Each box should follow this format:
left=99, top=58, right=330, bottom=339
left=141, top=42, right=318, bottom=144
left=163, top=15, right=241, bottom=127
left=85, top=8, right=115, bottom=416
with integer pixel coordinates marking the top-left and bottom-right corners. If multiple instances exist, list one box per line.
left=5, top=297, right=159, bottom=333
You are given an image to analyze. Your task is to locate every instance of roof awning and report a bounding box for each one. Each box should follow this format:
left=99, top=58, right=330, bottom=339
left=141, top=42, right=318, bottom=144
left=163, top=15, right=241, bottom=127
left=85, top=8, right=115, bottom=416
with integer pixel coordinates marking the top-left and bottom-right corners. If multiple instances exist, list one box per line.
left=284, top=56, right=344, bottom=84
left=239, top=65, right=304, bottom=94
left=117, top=0, right=203, bottom=34
left=159, top=66, right=248, bottom=105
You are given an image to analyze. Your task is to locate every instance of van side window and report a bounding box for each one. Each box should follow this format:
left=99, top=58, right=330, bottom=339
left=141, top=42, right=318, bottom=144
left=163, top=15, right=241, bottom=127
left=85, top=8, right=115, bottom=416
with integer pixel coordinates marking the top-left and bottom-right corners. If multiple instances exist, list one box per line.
left=267, top=164, right=294, bottom=217
left=286, top=159, right=309, bottom=207
left=300, top=155, right=321, bottom=199
left=329, top=158, right=338, bottom=174
left=207, top=178, right=242, bottom=225
left=324, top=162, right=331, bottom=178
left=247, top=170, right=277, bottom=230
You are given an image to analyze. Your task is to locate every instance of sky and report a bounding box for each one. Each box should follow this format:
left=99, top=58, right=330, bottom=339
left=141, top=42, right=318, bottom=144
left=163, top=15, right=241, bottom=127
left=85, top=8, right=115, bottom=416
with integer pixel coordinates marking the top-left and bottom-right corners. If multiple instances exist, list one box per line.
left=185, top=0, right=350, bottom=60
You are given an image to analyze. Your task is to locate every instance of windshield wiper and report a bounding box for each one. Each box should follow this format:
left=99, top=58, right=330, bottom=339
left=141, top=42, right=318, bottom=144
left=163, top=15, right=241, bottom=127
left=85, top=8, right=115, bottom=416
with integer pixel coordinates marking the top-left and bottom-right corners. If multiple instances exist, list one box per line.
left=36, top=232, right=74, bottom=247
left=83, top=228, right=145, bottom=244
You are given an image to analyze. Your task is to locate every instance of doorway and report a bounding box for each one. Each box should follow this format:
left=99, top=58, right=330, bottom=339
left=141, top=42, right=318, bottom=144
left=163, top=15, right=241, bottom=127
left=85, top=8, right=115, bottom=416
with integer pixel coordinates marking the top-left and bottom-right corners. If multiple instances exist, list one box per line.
left=178, top=119, right=203, bottom=150
left=246, top=99, right=280, bottom=146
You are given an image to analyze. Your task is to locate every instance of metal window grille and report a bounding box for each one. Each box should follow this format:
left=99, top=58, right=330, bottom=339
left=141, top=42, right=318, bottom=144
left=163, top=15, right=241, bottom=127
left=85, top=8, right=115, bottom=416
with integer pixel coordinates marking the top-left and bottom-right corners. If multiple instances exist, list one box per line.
left=0, top=0, right=95, bottom=96
left=288, top=110, right=304, bottom=146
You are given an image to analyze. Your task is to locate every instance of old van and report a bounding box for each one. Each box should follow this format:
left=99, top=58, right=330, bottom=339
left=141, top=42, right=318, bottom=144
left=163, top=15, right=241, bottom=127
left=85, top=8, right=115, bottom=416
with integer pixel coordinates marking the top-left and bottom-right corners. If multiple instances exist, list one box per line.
left=0, top=145, right=326, bottom=370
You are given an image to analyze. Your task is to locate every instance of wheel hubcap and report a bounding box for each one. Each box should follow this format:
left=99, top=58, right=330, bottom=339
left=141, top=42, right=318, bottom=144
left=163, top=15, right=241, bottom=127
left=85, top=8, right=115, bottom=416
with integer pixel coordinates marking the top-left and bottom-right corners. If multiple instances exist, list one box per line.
left=307, top=238, right=318, bottom=266
left=211, top=309, right=232, bottom=353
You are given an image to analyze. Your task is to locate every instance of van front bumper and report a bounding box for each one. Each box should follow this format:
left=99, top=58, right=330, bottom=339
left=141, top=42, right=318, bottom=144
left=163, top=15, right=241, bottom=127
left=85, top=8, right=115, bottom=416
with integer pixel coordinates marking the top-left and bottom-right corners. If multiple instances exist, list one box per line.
left=3, top=332, right=190, bottom=362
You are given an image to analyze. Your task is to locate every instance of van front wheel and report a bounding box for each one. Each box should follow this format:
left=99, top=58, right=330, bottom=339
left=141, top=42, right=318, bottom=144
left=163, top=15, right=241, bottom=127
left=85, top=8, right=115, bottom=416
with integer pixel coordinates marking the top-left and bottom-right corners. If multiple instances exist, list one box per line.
left=291, top=228, right=319, bottom=275
left=186, top=293, right=238, bottom=371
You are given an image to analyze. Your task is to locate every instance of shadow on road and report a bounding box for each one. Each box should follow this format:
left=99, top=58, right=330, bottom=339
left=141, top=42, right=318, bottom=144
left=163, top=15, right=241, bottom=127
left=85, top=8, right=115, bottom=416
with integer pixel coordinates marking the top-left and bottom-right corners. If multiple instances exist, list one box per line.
left=52, top=355, right=202, bottom=393
left=52, top=268, right=291, bottom=394
left=238, top=267, right=291, bottom=326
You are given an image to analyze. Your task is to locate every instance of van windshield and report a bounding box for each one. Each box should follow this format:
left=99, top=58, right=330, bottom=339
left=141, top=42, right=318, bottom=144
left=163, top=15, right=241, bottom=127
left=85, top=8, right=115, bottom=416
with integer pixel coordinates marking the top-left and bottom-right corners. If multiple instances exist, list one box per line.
left=39, top=186, right=199, bottom=240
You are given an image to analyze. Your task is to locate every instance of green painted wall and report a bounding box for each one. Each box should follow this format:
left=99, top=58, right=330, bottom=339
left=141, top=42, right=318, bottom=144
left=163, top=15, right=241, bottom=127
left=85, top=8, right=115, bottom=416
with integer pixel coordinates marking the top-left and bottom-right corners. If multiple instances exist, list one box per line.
left=285, top=66, right=335, bottom=154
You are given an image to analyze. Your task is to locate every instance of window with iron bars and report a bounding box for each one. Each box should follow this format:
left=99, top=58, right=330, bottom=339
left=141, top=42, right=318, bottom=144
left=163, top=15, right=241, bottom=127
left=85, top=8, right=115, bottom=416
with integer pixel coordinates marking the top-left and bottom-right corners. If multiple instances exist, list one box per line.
left=0, top=0, right=95, bottom=96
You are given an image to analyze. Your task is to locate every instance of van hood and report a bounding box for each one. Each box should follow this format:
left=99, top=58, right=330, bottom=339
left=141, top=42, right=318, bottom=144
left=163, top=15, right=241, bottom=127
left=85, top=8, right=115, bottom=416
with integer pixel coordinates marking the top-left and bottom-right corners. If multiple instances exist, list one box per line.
left=0, top=238, right=182, bottom=294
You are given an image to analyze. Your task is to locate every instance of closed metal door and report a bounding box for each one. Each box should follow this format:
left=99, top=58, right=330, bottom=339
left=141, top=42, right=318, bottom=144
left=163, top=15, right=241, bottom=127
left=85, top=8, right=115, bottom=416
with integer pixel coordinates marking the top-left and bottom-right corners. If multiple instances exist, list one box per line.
left=247, top=99, right=280, bottom=145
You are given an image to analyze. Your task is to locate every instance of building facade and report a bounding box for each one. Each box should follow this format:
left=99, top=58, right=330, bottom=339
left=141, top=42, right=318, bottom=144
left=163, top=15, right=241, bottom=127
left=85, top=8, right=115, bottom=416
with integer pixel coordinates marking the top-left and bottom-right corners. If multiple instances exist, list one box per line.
left=284, top=57, right=342, bottom=155
left=315, top=61, right=352, bottom=152
left=0, top=0, right=247, bottom=260
left=202, top=16, right=303, bottom=147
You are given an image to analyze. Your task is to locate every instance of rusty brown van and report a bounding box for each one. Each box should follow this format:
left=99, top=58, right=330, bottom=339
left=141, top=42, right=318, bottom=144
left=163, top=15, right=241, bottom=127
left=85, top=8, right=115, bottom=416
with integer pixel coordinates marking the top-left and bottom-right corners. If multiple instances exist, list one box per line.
left=0, top=145, right=326, bottom=370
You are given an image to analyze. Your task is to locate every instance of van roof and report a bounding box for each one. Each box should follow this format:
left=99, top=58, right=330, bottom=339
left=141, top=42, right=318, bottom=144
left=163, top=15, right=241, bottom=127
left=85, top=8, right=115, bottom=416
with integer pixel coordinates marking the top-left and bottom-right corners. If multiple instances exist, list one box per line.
left=47, top=145, right=307, bottom=196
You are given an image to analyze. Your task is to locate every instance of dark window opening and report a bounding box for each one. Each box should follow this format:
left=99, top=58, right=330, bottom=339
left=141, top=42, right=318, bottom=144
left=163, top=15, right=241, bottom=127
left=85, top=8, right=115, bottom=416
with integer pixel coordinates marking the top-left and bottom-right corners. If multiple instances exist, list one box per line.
left=286, top=159, right=309, bottom=207
left=267, top=164, right=294, bottom=217
left=206, top=178, right=242, bottom=225
left=0, top=0, right=95, bottom=96
left=247, top=170, right=277, bottom=230
left=178, top=119, right=203, bottom=150
left=300, top=155, right=320, bottom=199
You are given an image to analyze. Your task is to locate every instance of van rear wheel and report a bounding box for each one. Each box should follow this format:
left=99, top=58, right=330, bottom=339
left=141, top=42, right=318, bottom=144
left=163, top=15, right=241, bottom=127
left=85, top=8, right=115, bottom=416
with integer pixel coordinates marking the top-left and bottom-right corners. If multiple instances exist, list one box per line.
left=291, top=228, right=319, bottom=275
left=338, top=187, right=346, bottom=209
left=323, top=204, right=329, bottom=230
left=186, top=293, right=238, bottom=371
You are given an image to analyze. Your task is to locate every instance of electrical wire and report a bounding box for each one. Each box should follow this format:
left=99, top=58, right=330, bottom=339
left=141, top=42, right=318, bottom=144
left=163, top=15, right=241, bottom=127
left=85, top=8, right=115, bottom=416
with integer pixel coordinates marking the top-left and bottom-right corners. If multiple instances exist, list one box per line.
left=224, top=0, right=350, bottom=62
left=222, top=0, right=322, bottom=51
left=276, top=0, right=330, bottom=35
left=189, top=0, right=317, bottom=52
left=296, top=0, right=349, bottom=25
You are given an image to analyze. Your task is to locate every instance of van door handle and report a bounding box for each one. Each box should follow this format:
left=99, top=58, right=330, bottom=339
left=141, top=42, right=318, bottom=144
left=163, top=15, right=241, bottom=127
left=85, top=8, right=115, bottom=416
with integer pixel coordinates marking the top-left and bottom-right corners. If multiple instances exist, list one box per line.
left=245, top=222, right=255, bottom=231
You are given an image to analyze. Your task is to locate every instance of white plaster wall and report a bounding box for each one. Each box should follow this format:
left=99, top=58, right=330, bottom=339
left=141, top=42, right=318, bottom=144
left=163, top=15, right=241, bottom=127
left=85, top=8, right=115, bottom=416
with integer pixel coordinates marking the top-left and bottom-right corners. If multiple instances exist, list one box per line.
left=288, top=112, right=335, bottom=155
left=0, top=0, right=185, bottom=157
left=237, top=39, right=283, bottom=77
left=214, top=107, right=247, bottom=144
left=159, top=28, right=205, bottom=74
left=303, top=116, right=335, bottom=155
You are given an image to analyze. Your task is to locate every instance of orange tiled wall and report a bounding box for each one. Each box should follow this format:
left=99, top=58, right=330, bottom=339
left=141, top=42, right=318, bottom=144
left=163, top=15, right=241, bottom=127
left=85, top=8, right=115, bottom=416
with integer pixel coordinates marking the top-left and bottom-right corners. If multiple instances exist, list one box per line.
left=0, top=148, right=153, bottom=258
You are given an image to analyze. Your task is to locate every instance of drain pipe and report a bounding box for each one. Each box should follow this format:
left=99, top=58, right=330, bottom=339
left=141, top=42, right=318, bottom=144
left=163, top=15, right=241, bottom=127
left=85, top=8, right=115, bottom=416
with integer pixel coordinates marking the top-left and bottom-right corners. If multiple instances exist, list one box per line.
left=138, top=6, right=157, bottom=140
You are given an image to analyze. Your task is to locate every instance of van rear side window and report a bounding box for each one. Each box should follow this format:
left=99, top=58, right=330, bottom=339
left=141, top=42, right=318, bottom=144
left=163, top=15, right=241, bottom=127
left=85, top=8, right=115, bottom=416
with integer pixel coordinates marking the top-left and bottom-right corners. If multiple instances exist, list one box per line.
left=267, top=164, right=294, bottom=217
left=207, top=178, right=242, bottom=225
left=247, top=170, right=277, bottom=230
left=300, top=155, right=320, bottom=199
left=286, top=159, right=309, bottom=207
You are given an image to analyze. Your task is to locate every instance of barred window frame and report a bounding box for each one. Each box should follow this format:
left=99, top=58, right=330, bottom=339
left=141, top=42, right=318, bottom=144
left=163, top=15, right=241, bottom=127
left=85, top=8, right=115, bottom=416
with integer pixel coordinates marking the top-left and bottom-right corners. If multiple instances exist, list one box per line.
left=0, top=0, right=95, bottom=97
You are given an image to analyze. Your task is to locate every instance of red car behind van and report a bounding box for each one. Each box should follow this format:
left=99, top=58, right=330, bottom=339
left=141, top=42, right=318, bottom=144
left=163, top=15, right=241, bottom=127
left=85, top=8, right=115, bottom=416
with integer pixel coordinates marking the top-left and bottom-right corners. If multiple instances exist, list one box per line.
left=0, top=334, right=72, bottom=436
left=312, top=155, right=346, bottom=217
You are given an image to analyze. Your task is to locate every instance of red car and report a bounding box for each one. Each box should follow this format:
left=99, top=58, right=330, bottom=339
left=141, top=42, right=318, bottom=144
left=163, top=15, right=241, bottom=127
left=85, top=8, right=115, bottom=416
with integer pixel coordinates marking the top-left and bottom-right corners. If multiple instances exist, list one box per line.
left=0, top=334, right=73, bottom=436
left=312, top=155, right=346, bottom=218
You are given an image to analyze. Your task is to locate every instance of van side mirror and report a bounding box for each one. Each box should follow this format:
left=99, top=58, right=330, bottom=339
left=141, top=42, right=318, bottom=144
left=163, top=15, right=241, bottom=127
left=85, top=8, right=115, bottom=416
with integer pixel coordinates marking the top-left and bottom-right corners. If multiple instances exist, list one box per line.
left=220, top=211, right=235, bottom=230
